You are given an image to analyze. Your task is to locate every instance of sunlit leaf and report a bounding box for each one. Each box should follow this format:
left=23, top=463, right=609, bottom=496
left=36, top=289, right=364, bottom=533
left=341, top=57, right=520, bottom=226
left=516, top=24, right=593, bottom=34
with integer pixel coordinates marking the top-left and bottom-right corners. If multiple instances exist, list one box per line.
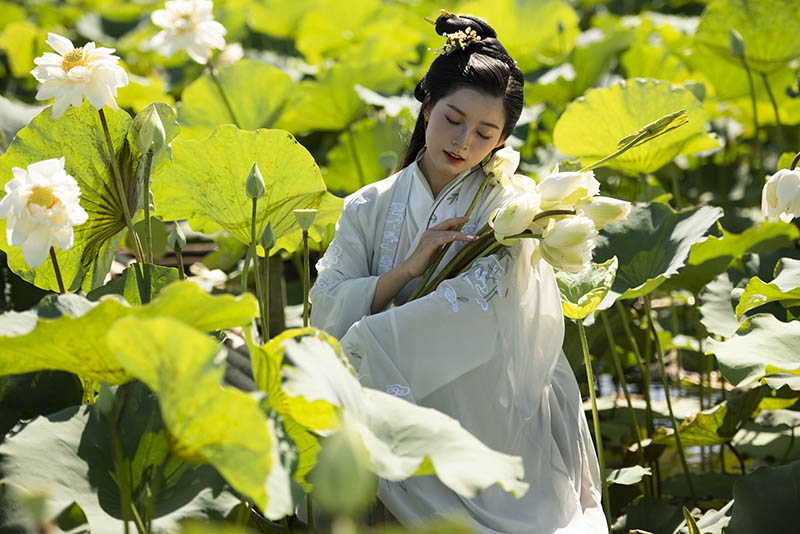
left=151, top=125, right=327, bottom=257
left=606, top=465, right=651, bottom=486
left=276, top=328, right=529, bottom=499
left=116, top=73, right=175, bottom=114
left=593, top=202, right=722, bottom=303
left=0, top=281, right=258, bottom=383
left=0, top=100, right=134, bottom=292
left=106, top=316, right=275, bottom=513
left=553, top=79, right=720, bottom=174
left=621, top=43, right=693, bottom=85
left=694, top=0, right=800, bottom=75
left=557, top=256, right=618, bottom=320
left=177, top=60, right=295, bottom=141
left=0, top=20, right=42, bottom=78
left=699, top=272, right=741, bottom=338
left=736, top=258, right=800, bottom=319
left=706, top=313, right=800, bottom=388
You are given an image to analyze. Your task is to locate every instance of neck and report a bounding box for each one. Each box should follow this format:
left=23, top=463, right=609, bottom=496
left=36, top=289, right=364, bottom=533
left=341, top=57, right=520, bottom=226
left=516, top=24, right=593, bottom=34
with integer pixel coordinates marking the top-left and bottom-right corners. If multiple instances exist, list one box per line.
left=418, top=151, right=457, bottom=198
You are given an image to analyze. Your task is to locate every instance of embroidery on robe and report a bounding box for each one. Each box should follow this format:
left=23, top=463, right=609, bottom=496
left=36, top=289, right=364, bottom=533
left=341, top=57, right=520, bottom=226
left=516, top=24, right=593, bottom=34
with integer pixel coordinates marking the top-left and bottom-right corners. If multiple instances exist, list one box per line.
left=385, top=384, right=411, bottom=396
left=377, top=202, right=406, bottom=275
left=460, top=250, right=510, bottom=311
left=346, top=193, right=370, bottom=208
left=316, top=241, right=343, bottom=270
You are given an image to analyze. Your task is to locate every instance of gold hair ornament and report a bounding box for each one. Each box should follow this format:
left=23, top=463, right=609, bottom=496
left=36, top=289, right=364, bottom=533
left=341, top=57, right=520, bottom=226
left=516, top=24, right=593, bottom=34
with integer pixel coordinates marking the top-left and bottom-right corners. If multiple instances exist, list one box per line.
left=433, top=26, right=481, bottom=56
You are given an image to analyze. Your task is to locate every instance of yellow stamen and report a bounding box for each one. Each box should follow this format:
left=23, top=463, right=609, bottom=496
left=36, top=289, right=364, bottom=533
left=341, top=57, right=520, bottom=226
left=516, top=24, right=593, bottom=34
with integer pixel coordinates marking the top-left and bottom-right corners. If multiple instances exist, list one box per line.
left=61, top=47, right=86, bottom=72
left=29, top=186, right=58, bottom=209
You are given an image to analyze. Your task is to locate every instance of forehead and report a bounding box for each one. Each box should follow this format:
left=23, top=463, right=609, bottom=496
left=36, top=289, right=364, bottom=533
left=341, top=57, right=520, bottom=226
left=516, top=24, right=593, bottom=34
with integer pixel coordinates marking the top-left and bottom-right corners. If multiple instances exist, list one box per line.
left=437, top=87, right=505, bottom=125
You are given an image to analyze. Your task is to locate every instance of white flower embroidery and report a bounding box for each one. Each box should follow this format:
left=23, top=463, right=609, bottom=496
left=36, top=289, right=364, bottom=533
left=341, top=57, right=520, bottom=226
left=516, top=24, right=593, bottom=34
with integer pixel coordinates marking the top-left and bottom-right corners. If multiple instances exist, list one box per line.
left=385, top=384, right=411, bottom=397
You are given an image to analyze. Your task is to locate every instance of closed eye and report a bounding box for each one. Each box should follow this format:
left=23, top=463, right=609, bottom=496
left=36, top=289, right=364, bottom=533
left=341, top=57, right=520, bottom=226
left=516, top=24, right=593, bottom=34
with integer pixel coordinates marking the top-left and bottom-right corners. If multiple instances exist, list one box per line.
left=476, top=132, right=490, bottom=140
left=445, top=116, right=460, bottom=125
left=446, top=116, right=491, bottom=140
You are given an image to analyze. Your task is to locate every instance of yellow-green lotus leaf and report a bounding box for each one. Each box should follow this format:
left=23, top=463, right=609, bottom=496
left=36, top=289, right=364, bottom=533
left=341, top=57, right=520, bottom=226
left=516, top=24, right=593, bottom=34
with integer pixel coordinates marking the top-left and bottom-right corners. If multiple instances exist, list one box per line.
left=107, top=316, right=272, bottom=511
left=0, top=281, right=258, bottom=383
left=557, top=257, right=618, bottom=320
left=553, top=79, right=720, bottom=174
left=151, top=125, right=327, bottom=257
left=694, top=0, right=800, bottom=75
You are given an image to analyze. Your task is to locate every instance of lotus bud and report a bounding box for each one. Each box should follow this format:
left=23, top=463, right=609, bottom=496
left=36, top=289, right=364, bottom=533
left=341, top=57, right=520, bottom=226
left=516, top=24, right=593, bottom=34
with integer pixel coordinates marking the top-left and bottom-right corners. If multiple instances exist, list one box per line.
left=260, top=221, right=276, bottom=251
left=137, top=107, right=166, bottom=154
left=310, top=419, right=377, bottom=516
left=762, top=168, right=800, bottom=223
left=537, top=170, right=600, bottom=210
left=728, top=28, right=745, bottom=60
left=482, top=146, right=520, bottom=186
left=245, top=162, right=265, bottom=199
left=579, top=196, right=631, bottom=228
left=539, top=215, right=598, bottom=272
left=491, top=193, right=541, bottom=242
left=293, top=208, right=318, bottom=231
left=168, top=222, right=186, bottom=250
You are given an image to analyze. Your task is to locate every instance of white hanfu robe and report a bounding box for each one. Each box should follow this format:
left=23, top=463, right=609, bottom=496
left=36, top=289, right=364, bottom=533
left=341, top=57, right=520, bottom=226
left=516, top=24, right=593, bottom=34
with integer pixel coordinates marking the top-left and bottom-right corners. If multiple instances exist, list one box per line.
left=309, top=152, right=608, bottom=534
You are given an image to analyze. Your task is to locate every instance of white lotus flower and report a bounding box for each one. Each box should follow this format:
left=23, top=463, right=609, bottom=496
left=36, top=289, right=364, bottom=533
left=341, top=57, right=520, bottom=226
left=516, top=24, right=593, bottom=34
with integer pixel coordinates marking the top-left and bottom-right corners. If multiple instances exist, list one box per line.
left=217, top=42, right=244, bottom=67
left=537, top=170, right=600, bottom=210
left=0, top=157, right=88, bottom=268
left=30, top=33, right=129, bottom=120
left=491, top=193, right=541, bottom=243
left=579, top=196, right=631, bottom=228
left=148, top=0, right=227, bottom=64
left=482, top=146, right=520, bottom=186
left=535, top=215, right=598, bottom=273
left=762, top=169, right=800, bottom=223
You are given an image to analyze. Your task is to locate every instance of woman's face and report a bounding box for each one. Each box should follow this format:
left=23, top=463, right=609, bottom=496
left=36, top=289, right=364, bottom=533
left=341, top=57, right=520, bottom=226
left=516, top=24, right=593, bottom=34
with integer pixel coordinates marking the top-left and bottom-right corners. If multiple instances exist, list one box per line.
left=422, top=87, right=508, bottom=181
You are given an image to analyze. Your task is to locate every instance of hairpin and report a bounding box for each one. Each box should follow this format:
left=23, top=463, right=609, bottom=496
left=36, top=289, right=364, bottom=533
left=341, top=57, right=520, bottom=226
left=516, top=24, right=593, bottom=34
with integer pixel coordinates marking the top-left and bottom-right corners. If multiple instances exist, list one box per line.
left=432, top=26, right=481, bottom=56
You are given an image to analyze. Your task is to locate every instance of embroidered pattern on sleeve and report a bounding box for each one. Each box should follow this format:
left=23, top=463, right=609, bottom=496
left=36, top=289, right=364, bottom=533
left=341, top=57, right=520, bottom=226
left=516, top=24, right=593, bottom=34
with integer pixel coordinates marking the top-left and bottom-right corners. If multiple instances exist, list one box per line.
left=439, top=249, right=511, bottom=312
left=377, top=202, right=406, bottom=275
left=385, top=384, right=411, bottom=396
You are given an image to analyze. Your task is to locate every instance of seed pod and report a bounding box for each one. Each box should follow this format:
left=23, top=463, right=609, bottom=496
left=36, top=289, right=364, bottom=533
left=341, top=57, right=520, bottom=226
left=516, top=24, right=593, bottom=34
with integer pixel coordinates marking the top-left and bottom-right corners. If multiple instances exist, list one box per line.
left=293, top=208, right=318, bottom=231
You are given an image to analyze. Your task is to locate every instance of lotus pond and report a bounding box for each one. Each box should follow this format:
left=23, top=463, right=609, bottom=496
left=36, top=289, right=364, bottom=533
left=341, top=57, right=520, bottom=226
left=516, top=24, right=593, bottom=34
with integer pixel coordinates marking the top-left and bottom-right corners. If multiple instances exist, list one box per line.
left=0, top=0, right=799, bottom=533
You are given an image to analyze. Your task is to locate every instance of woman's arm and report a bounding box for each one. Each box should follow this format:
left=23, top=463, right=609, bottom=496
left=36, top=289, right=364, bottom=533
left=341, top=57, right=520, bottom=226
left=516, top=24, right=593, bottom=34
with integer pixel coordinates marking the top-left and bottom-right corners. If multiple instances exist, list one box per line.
left=369, top=216, right=479, bottom=314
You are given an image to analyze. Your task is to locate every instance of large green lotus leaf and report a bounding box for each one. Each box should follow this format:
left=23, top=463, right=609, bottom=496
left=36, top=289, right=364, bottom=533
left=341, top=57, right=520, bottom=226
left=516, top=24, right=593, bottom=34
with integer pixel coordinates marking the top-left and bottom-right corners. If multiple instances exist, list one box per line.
left=273, top=192, right=342, bottom=256
left=0, top=370, right=83, bottom=438
left=459, top=0, right=580, bottom=72
left=151, top=125, right=326, bottom=256
left=593, top=203, right=723, bottom=302
left=705, top=313, right=800, bottom=388
left=664, top=221, right=799, bottom=295
left=106, top=316, right=275, bottom=514
left=277, top=328, right=529, bottom=498
left=0, top=20, right=43, bottom=78
left=0, top=282, right=258, bottom=383
left=0, top=396, right=239, bottom=532
left=556, top=256, right=618, bottom=320
left=116, top=73, right=175, bottom=114
left=613, top=497, right=684, bottom=534
left=323, top=115, right=406, bottom=194
left=621, top=43, right=693, bottom=84
left=699, top=272, right=741, bottom=338
left=275, top=58, right=407, bottom=134
left=0, top=100, right=136, bottom=292
left=650, top=387, right=765, bottom=447
left=553, top=79, right=720, bottom=174
left=726, top=460, right=800, bottom=534
left=694, top=0, right=800, bottom=75
left=736, top=258, right=800, bottom=319
left=177, top=60, right=295, bottom=141
left=247, top=0, right=314, bottom=38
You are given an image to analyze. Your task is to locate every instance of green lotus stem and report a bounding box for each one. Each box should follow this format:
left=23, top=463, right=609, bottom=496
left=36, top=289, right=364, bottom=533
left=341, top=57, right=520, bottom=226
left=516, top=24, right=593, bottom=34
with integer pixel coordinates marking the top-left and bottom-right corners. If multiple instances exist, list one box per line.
left=643, top=295, right=697, bottom=506
left=408, top=175, right=492, bottom=301
left=414, top=232, right=494, bottom=299
left=791, top=152, right=800, bottom=171
left=175, top=245, right=185, bottom=281
left=206, top=58, right=241, bottom=128
left=670, top=297, right=682, bottom=396
left=614, top=301, right=653, bottom=436
left=348, top=127, right=366, bottom=188
left=581, top=129, right=652, bottom=172
left=145, top=452, right=172, bottom=531
left=599, top=311, right=645, bottom=467
left=261, top=253, right=270, bottom=339
left=0, top=127, right=8, bottom=152
left=306, top=495, right=314, bottom=533
left=302, top=229, right=310, bottom=327
left=251, top=199, right=269, bottom=338
left=49, top=247, right=65, bottom=294
left=761, top=72, right=783, bottom=146
left=727, top=442, right=747, bottom=474
left=576, top=320, right=611, bottom=530
left=739, top=57, right=761, bottom=171
left=98, top=109, right=145, bottom=266
left=238, top=500, right=252, bottom=527
left=140, top=151, right=154, bottom=263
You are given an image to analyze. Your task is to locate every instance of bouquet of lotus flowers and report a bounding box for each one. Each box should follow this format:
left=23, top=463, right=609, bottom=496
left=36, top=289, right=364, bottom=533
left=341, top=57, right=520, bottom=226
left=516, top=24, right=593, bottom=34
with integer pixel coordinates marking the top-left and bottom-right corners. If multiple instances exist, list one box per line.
left=408, top=110, right=691, bottom=301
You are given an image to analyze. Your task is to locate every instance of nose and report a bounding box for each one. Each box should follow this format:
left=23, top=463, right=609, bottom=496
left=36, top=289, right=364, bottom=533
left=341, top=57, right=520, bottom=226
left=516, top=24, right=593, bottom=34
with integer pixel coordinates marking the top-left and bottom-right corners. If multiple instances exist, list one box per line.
left=452, top=128, right=468, bottom=151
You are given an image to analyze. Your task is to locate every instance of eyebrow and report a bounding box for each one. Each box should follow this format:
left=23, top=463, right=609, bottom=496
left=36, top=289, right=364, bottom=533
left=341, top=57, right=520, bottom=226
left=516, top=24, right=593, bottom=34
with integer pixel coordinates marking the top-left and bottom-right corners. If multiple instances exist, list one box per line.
left=446, top=104, right=500, bottom=130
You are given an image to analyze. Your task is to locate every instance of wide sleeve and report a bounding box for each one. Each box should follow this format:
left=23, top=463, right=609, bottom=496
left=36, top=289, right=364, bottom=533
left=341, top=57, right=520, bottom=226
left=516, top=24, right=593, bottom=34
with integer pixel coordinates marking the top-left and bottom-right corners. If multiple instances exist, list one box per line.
left=309, top=199, right=380, bottom=339
left=338, top=244, right=520, bottom=403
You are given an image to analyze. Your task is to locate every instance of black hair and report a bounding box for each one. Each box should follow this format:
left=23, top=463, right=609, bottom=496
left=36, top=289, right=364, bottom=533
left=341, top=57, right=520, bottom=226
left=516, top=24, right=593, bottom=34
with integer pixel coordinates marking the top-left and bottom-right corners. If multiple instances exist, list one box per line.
left=399, top=12, right=525, bottom=170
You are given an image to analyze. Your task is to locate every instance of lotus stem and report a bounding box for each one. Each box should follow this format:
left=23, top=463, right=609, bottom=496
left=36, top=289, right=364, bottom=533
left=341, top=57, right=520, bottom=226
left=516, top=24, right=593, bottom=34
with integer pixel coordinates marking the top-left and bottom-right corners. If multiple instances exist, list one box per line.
left=175, top=245, right=185, bottom=281
left=581, top=129, right=651, bottom=172
left=577, top=319, right=611, bottom=530
left=49, top=247, right=66, bottom=294
left=599, top=311, right=645, bottom=467
left=0, top=128, right=8, bottom=152
left=615, top=301, right=653, bottom=435
left=206, top=58, right=241, bottom=128
left=643, top=295, right=697, bottom=506
left=261, top=253, right=270, bottom=339
left=349, top=127, right=366, bottom=188
left=140, top=151, right=154, bottom=263
left=761, top=72, right=783, bottom=147
left=251, top=199, right=269, bottom=339
left=739, top=57, right=761, bottom=171
left=790, top=152, right=800, bottom=171
left=303, top=229, right=310, bottom=327
left=408, top=175, right=491, bottom=300
left=307, top=495, right=314, bottom=533
left=98, top=109, right=145, bottom=266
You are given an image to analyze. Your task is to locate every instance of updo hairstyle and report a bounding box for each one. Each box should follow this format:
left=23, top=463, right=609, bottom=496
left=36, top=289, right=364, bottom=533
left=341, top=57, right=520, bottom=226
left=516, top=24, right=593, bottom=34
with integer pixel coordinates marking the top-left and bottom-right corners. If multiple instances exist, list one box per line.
left=399, top=12, right=525, bottom=169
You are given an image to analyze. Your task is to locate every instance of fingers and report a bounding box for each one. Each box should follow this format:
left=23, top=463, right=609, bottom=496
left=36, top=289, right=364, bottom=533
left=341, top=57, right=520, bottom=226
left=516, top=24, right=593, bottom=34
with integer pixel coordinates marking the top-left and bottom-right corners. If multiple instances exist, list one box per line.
left=430, top=215, right=470, bottom=231
left=427, top=230, right=479, bottom=246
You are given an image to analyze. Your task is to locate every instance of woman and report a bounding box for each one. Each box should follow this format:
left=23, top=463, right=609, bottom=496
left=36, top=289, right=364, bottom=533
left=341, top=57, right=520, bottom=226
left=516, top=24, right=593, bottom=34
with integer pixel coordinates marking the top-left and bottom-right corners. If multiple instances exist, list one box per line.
left=309, top=11, right=607, bottom=534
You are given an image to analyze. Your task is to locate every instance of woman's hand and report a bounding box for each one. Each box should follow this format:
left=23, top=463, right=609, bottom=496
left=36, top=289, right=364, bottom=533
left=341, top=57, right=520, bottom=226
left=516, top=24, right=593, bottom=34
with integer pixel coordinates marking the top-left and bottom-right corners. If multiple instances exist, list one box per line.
left=399, top=216, right=479, bottom=279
